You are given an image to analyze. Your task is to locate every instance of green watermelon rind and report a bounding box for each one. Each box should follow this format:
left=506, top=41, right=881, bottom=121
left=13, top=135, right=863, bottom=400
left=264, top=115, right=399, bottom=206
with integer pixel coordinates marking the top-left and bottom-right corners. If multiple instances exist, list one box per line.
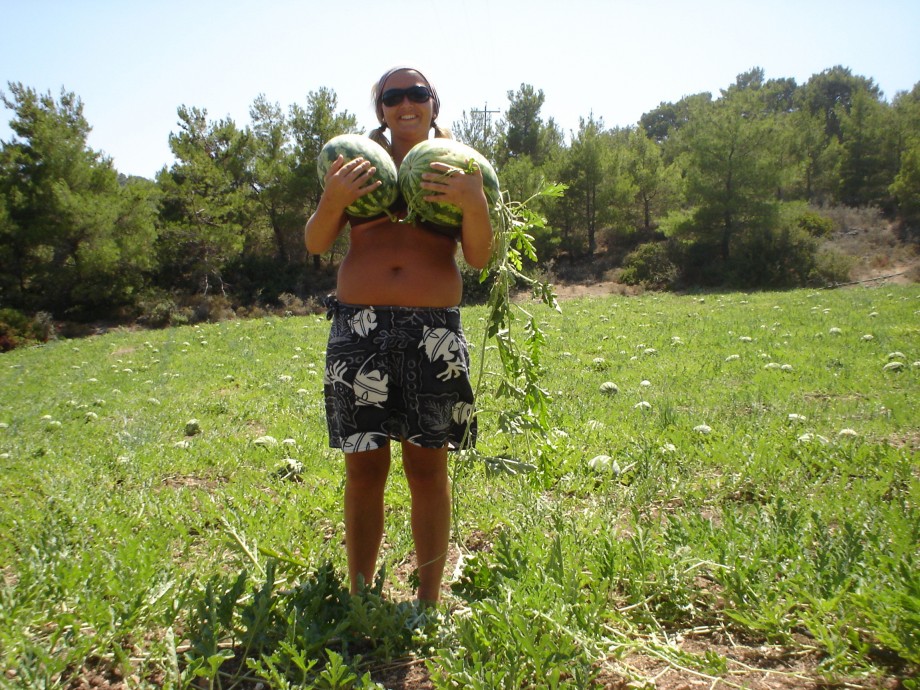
left=398, top=139, right=501, bottom=229
left=317, top=134, right=399, bottom=218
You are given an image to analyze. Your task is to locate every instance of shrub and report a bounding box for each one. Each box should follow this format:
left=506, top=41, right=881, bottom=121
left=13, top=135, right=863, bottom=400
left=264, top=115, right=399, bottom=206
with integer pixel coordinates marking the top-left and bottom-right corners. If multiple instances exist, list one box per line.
left=796, top=209, right=835, bottom=238
left=727, top=223, right=818, bottom=288
left=135, top=290, right=241, bottom=327
left=0, top=308, right=56, bottom=352
left=820, top=204, right=886, bottom=237
left=620, top=242, right=678, bottom=289
left=278, top=292, right=322, bottom=317
left=810, top=248, right=856, bottom=286
left=188, top=294, right=236, bottom=324
left=30, top=312, right=56, bottom=342
left=135, top=292, right=184, bottom=328
left=222, top=255, right=317, bottom=306
left=460, top=263, right=493, bottom=305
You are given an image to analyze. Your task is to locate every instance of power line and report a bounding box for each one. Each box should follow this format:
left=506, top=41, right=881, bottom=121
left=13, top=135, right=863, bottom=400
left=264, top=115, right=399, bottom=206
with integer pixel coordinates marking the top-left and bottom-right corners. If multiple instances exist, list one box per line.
left=471, top=101, right=500, bottom=145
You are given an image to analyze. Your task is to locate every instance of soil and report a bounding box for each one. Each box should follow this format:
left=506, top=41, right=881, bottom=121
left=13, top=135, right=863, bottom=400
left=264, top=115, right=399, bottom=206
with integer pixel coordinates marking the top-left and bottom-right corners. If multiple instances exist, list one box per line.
left=65, top=622, right=910, bottom=690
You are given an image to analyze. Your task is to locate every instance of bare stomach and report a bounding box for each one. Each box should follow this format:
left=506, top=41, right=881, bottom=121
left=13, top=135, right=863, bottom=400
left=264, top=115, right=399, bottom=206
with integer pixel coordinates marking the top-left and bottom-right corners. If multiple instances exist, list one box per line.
left=335, top=219, right=463, bottom=307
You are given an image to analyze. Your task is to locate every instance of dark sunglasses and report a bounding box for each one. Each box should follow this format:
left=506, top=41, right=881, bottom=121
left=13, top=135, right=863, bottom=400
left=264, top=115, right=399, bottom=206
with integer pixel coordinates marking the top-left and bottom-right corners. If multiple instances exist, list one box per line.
left=381, top=85, right=432, bottom=107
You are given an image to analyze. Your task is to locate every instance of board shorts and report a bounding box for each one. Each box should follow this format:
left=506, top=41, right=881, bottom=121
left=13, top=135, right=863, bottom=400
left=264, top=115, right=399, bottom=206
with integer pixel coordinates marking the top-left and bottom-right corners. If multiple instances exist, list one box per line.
left=323, top=297, right=477, bottom=453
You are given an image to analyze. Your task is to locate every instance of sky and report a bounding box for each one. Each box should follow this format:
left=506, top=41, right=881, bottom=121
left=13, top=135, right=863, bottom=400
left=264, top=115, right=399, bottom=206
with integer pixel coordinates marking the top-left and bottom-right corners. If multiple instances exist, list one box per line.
left=2, top=0, right=918, bottom=179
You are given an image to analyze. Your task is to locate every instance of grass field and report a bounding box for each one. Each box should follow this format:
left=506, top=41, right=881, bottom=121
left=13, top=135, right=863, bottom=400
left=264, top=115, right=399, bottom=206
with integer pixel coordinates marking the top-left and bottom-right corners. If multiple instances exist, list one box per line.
left=1, top=285, right=918, bottom=689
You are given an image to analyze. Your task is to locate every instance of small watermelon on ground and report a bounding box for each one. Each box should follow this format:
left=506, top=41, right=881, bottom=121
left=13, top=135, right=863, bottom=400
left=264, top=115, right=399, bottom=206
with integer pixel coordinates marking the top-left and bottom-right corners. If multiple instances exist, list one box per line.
left=398, top=139, right=500, bottom=229
left=317, top=134, right=399, bottom=218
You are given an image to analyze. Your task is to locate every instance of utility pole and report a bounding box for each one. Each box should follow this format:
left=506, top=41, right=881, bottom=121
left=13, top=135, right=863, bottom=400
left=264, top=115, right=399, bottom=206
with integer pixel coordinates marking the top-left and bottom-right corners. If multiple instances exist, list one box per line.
left=471, top=101, right=500, bottom=150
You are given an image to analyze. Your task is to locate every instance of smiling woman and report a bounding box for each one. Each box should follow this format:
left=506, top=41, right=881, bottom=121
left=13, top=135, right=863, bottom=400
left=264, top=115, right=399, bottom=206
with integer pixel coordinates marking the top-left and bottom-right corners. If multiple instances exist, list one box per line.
left=303, top=65, right=495, bottom=605
left=367, top=66, right=453, bottom=157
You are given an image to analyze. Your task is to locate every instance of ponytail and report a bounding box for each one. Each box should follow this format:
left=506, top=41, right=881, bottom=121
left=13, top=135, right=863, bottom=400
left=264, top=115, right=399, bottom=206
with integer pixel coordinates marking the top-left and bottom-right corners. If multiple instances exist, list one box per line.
left=368, top=125, right=392, bottom=155
left=432, top=122, right=453, bottom=140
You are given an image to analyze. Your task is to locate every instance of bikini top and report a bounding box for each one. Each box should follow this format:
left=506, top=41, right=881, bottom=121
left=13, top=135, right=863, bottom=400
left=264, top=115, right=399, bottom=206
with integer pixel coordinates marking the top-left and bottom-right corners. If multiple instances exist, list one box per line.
left=345, top=194, right=461, bottom=241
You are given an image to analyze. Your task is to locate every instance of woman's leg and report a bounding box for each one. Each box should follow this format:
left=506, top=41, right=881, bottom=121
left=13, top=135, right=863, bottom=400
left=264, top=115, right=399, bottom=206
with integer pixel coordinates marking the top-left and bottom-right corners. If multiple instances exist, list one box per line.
left=401, top=442, right=451, bottom=603
left=344, top=446, right=391, bottom=594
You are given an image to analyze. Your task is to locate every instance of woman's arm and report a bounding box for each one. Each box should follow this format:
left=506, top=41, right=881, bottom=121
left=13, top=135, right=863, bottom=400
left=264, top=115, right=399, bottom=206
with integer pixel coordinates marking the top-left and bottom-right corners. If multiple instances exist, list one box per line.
left=422, top=163, right=493, bottom=269
left=305, top=155, right=380, bottom=255
left=457, top=193, right=493, bottom=270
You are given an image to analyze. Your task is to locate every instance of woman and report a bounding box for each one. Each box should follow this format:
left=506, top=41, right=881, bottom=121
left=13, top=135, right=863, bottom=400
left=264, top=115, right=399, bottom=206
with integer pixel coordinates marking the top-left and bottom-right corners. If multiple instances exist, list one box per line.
left=304, top=66, right=493, bottom=603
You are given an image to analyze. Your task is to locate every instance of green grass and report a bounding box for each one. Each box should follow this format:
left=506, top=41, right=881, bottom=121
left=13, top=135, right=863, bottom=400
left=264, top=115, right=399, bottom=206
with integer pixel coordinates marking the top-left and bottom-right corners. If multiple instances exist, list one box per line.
left=1, top=286, right=918, bottom=688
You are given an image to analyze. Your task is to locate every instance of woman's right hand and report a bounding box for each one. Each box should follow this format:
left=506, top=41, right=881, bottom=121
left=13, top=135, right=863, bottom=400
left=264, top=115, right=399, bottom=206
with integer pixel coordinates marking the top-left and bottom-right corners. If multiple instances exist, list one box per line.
left=322, top=155, right=381, bottom=211
left=306, top=155, right=381, bottom=255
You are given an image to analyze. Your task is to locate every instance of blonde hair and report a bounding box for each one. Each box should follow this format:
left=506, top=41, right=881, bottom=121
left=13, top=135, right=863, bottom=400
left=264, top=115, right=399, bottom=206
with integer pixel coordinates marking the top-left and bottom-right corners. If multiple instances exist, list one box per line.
left=369, top=66, right=452, bottom=154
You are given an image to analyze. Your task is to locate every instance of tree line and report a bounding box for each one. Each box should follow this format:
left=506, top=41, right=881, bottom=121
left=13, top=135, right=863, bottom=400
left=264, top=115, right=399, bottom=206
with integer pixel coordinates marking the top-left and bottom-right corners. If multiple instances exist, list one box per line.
left=1, top=65, right=918, bottom=343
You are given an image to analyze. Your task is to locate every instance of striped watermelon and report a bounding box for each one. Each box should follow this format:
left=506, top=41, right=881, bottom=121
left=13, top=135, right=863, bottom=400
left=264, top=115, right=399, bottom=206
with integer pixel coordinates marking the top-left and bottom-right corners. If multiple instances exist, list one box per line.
left=317, top=134, right=399, bottom=218
left=398, top=139, right=500, bottom=229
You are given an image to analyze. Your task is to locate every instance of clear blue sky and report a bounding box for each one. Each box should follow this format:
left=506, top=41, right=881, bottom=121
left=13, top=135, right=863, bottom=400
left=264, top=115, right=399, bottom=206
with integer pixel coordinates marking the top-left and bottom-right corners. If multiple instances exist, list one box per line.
left=2, top=0, right=918, bottom=178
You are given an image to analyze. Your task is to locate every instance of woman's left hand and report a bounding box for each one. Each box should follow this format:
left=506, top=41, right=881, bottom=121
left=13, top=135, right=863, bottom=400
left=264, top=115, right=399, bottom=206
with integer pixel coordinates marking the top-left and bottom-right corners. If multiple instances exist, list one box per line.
left=420, top=161, right=487, bottom=211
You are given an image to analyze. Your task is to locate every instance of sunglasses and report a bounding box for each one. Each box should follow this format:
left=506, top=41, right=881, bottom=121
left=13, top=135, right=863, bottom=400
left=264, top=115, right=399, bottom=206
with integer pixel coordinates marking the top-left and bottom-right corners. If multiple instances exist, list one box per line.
left=381, top=85, right=432, bottom=107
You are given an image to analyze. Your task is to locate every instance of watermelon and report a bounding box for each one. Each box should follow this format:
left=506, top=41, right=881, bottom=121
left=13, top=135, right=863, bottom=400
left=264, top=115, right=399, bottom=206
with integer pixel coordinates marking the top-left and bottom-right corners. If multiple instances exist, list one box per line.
left=317, top=134, right=399, bottom=218
left=398, top=139, right=500, bottom=229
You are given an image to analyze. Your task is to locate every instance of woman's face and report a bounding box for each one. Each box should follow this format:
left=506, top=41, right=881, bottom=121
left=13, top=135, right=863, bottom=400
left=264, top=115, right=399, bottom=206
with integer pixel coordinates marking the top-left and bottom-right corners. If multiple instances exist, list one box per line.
left=380, top=70, right=435, bottom=142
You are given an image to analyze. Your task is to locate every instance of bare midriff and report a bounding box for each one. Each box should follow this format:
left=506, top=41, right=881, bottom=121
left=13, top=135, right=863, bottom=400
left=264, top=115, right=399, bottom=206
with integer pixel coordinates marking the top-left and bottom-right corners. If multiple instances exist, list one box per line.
left=335, top=217, right=463, bottom=307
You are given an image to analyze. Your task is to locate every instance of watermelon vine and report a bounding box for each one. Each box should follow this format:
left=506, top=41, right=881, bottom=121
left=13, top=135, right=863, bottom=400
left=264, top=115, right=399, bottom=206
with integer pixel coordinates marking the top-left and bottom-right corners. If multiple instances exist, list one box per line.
left=464, top=181, right=566, bottom=481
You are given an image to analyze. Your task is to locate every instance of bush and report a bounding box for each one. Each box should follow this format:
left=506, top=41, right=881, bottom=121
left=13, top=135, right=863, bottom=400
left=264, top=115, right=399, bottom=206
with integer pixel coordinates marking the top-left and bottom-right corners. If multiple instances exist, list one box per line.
left=136, top=290, right=243, bottom=327
left=796, top=209, right=835, bottom=238
left=810, top=248, right=856, bottom=286
left=278, top=292, right=322, bottom=317
left=0, top=309, right=56, bottom=352
left=820, top=204, right=886, bottom=237
left=222, top=255, right=319, bottom=306
left=135, top=292, right=186, bottom=328
left=460, top=263, right=493, bottom=305
left=187, top=294, right=236, bottom=324
left=727, top=223, right=818, bottom=288
left=460, top=261, right=537, bottom=306
left=620, top=242, right=678, bottom=289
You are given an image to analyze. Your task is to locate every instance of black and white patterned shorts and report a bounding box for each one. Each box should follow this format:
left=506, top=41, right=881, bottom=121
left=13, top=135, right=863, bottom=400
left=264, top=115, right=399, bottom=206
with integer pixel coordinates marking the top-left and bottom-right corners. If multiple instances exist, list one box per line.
left=322, top=298, right=477, bottom=453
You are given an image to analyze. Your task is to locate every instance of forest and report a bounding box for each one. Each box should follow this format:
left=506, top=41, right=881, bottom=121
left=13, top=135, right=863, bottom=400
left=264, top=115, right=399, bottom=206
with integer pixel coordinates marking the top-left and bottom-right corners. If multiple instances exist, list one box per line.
left=1, top=65, right=919, bottom=347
